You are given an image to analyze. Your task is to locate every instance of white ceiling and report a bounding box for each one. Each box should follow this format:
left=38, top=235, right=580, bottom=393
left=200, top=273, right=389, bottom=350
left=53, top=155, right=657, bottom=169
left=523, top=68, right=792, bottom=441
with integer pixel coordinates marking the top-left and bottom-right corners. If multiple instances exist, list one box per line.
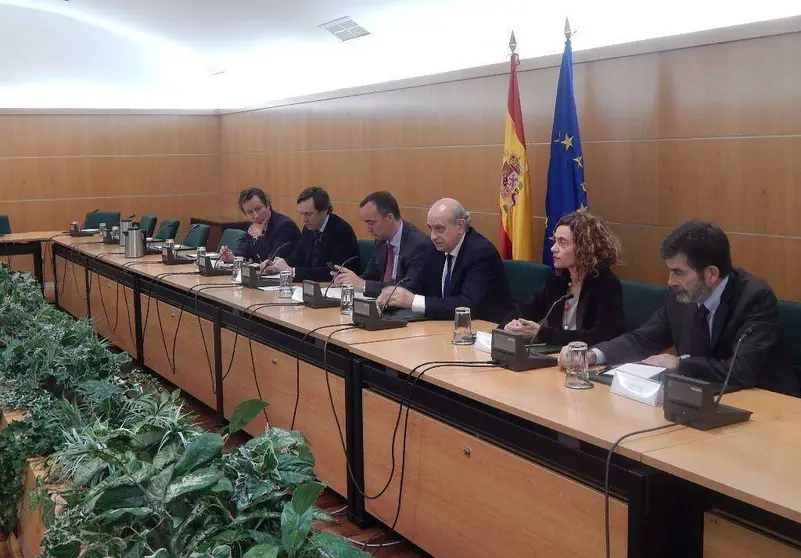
left=1, top=0, right=800, bottom=109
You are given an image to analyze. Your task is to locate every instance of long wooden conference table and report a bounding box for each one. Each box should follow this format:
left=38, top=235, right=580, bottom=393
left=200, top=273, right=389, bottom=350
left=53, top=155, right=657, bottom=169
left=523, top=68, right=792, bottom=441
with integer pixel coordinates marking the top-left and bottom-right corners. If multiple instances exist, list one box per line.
left=41, top=235, right=801, bottom=558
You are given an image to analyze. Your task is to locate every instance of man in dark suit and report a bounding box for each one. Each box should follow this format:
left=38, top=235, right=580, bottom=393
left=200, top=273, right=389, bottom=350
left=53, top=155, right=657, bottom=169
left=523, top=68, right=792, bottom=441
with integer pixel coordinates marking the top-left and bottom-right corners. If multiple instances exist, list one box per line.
left=219, top=187, right=300, bottom=263
left=377, top=198, right=513, bottom=323
left=264, top=186, right=360, bottom=282
left=332, top=191, right=435, bottom=298
left=561, top=220, right=798, bottom=395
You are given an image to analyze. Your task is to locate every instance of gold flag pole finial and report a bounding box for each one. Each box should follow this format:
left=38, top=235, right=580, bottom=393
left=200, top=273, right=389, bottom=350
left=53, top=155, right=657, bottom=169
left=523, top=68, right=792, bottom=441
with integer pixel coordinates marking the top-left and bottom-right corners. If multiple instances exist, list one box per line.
left=564, top=18, right=572, bottom=40
left=509, top=31, right=518, bottom=55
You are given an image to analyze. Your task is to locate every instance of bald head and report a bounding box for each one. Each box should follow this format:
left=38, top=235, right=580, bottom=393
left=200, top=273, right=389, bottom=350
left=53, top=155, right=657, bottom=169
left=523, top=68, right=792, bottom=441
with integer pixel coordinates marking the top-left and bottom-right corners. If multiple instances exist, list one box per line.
left=427, top=198, right=470, bottom=253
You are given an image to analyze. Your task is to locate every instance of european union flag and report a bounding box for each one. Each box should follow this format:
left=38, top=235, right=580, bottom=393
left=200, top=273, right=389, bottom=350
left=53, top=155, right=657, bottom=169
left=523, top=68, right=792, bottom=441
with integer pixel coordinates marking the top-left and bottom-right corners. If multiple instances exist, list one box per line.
left=543, top=35, right=587, bottom=267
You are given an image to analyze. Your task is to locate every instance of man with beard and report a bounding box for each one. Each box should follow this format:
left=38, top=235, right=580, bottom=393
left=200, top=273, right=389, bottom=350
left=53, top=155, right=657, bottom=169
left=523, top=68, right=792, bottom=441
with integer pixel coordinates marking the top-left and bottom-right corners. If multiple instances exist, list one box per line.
left=559, top=220, right=798, bottom=395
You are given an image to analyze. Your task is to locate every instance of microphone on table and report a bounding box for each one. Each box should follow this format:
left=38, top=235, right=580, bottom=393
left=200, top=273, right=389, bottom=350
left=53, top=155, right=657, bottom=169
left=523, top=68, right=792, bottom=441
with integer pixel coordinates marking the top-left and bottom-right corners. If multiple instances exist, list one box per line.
left=263, top=242, right=292, bottom=271
left=324, top=255, right=359, bottom=297
left=378, top=277, right=411, bottom=319
left=524, top=293, right=574, bottom=352
left=715, top=324, right=756, bottom=406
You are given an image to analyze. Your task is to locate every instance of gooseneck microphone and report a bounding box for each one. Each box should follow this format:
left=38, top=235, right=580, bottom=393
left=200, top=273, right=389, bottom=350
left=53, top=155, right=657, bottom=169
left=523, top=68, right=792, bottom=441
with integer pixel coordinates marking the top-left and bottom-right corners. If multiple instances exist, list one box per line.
left=378, top=277, right=410, bottom=319
left=324, top=255, right=359, bottom=297
left=266, top=241, right=291, bottom=266
left=522, top=293, right=574, bottom=350
left=714, top=324, right=756, bottom=405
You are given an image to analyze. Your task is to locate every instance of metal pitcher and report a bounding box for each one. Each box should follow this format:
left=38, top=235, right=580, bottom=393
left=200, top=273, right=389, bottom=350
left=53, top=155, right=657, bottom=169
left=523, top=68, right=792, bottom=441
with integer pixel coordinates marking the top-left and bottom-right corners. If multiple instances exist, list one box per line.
left=119, top=219, right=132, bottom=247
left=123, top=224, right=145, bottom=258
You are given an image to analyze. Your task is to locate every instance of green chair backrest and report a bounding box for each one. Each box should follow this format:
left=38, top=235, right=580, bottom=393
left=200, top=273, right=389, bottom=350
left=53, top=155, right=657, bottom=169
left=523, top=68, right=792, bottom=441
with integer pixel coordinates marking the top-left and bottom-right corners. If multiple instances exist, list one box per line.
left=217, top=228, right=248, bottom=253
left=83, top=211, right=120, bottom=229
left=358, top=239, right=376, bottom=267
left=0, top=215, right=10, bottom=235
left=778, top=300, right=801, bottom=387
left=181, top=224, right=211, bottom=249
left=621, top=280, right=668, bottom=332
left=153, top=219, right=180, bottom=241
left=139, top=215, right=158, bottom=238
left=503, top=260, right=551, bottom=304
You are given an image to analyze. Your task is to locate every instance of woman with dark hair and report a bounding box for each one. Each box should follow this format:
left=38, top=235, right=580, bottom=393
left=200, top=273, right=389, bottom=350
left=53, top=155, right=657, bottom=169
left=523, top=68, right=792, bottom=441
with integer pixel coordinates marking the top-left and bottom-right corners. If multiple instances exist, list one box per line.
left=503, top=211, right=625, bottom=346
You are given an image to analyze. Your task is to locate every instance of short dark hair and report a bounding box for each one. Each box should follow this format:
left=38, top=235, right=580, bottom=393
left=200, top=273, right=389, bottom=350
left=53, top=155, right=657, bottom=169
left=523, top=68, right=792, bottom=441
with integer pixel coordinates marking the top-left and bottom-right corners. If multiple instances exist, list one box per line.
left=660, top=220, right=732, bottom=276
left=297, top=186, right=332, bottom=214
left=238, top=187, right=270, bottom=212
left=359, top=191, right=401, bottom=219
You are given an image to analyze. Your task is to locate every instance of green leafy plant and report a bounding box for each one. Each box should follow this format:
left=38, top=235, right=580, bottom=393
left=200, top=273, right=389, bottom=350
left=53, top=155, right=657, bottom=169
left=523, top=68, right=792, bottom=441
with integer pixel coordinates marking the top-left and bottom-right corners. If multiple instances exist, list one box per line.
left=0, top=266, right=370, bottom=558
left=40, top=401, right=368, bottom=558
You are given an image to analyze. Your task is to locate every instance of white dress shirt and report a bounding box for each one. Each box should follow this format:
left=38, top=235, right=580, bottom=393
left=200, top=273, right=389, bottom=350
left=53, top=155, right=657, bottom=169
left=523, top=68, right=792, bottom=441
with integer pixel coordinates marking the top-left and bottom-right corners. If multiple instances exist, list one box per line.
left=387, top=221, right=403, bottom=282
left=411, top=232, right=466, bottom=314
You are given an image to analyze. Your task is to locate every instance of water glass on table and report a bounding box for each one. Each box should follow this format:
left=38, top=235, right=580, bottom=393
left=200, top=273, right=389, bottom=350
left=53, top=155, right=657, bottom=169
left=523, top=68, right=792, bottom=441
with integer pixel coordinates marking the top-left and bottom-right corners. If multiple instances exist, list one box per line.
left=564, top=341, right=593, bottom=389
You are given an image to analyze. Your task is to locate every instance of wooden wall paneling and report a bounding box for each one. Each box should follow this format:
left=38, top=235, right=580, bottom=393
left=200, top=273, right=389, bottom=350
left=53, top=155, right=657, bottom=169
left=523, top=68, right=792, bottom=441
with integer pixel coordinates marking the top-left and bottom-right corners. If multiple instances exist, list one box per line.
left=727, top=234, right=801, bottom=302
left=0, top=115, right=219, bottom=158
left=582, top=141, right=660, bottom=225
left=53, top=254, right=87, bottom=318
left=658, top=33, right=801, bottom=139
left=608, top=224, right=669, bottom=286
left=704, top=512, right=801, bottom=557
left=657, top=137, right=801, bottom=236
left=362, top=389, right=629, bottom=558
left=575, top=52, right=661, bottom=141
left=88, top=271, right=136, bottom=357
left=140, top=294, right=217, bottom=409
left=219, top=329, right=348, bottom=495
left=0, top=114, right=221, bottom=238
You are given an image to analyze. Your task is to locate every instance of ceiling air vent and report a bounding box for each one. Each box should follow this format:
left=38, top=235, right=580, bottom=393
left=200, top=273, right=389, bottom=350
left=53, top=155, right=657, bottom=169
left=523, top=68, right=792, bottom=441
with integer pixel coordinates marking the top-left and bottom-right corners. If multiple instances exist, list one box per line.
left=319, top=16, right=370, bottom=42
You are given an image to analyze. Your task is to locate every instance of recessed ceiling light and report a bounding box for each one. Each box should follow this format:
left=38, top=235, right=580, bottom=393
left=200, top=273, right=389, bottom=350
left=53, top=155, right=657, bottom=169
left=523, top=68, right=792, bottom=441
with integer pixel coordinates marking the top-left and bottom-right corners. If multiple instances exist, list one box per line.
left=319, top=16, right=370, bottom=42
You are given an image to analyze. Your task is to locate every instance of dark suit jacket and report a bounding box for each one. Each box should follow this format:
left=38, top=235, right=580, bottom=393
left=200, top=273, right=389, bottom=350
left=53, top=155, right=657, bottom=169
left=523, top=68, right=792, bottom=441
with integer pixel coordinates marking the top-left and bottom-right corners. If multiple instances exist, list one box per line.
left=288, top=213, right=361, bottom=282
left=361, top=220, right=435, bottom=298
left=503, top=267, right=625, bottom=346
left=594, top=269, right=799, bottom=395
left=407, top=227, right=513, bottom=323
left=235, top=211, right=300, bottom=263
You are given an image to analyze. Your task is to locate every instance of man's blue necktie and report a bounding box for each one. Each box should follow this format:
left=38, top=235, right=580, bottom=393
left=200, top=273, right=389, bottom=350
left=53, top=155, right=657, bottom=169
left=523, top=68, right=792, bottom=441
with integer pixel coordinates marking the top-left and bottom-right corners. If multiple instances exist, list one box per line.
left=443, top=254, right=453, bottom=297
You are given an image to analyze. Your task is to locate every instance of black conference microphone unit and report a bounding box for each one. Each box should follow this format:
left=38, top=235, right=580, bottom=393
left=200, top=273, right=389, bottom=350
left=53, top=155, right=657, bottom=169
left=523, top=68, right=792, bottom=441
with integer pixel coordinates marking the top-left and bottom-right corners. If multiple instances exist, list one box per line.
left=69, top=209, right=99, bottom=237
left=242, top=241, right=292, bottom=289
left=353, top=278, right=411, bottom=331
left=323, top=255, right=359, bottom=298
left=525, top=293, right=574, bottom=352
left=663, top=324, right=755, bottom=430
left=302, top=255, right=360, bottom=309
left=491, top=293, right=573, bottom=372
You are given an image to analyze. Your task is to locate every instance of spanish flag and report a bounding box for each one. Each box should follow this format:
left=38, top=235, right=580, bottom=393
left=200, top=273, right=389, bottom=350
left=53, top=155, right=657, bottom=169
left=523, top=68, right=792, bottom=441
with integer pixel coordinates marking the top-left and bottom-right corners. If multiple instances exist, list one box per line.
left=499, top=33, right=534, bottom=261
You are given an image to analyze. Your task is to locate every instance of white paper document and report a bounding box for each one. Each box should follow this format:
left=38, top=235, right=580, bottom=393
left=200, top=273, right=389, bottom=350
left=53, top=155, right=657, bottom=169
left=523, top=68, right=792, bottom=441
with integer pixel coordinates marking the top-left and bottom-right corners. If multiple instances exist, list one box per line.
left=604, top=362, right=665, bottom=380
left=473, top=331, right=493, bottom=354
left=318, top=287, right=374, bottom=301
left=257, top=285, right=305, bottom=303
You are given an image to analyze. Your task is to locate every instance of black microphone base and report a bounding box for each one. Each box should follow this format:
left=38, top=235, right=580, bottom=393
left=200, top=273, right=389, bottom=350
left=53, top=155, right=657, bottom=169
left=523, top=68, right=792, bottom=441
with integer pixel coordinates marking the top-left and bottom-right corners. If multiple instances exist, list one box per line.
left=352, top=317, right=408, bottom=331
left=493, top=353, right=558, bottom=372
left=665, top=404, right=752, bottom=431
left=199, top=268, right=231, bottom=276
left=304, top=298, right=340, bottom=309
left=242, top=277, right=280, bottom=289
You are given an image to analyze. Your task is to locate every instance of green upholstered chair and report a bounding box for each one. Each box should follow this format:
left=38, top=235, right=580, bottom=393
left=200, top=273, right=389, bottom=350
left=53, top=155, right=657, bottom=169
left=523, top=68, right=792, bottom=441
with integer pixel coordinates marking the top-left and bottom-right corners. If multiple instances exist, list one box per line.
left=180, top=224, right=211, bottom=249
left=358, top=239, right=376, bottom=267
left=83, top=211, right=120, bottom=229
left=778, top=300, right=801, bottom=389
left=139, top=215, right=158, bottom=238
left=153, top=219, right=180, bottom=241
left=503, top=260, right=551, bottom=304
left=217, top=228, right=247, bottom=253
left=0, top=215, right=10, bottom=235
left=621, top=280, right=668, bottom=332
